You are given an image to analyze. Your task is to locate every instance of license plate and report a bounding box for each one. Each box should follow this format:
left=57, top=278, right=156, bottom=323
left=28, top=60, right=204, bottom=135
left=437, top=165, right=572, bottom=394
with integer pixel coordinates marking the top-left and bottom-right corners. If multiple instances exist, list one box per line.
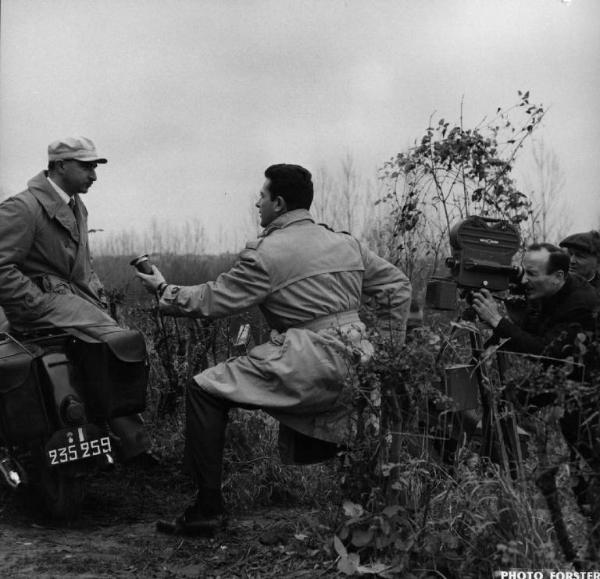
left=46, top=426, right=112, bottom=466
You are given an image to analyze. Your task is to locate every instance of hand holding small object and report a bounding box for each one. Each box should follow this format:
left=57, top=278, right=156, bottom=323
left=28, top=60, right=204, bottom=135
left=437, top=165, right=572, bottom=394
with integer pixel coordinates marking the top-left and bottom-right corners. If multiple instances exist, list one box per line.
left=136, top=265, right=167, bottom=295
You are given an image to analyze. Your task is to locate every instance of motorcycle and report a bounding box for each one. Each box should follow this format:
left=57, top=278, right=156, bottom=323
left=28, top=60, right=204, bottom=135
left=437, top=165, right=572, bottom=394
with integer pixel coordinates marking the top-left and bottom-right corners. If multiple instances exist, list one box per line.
left=0, top=326, right=148, bottom=519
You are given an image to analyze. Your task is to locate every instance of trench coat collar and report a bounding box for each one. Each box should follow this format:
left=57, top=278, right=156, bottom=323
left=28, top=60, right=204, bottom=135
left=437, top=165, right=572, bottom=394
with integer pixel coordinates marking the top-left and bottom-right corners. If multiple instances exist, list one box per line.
left=261, top=209, right=314, bottom=237
left=27, top=171, right=81, bottom=243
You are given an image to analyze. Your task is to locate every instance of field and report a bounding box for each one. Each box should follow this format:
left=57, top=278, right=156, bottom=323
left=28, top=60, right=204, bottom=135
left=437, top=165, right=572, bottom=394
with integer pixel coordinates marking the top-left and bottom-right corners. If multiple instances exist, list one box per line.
left=2, top=252, right=599, bottom=577
left=0, top=458, right=341, bottom=578
left=0, top=255, right=346, bottom=578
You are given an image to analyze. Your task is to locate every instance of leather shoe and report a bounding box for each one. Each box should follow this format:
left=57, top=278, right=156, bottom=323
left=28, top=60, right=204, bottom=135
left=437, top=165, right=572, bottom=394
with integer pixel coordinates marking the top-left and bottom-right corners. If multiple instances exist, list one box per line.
left=156, top=512, right=227, bottom=536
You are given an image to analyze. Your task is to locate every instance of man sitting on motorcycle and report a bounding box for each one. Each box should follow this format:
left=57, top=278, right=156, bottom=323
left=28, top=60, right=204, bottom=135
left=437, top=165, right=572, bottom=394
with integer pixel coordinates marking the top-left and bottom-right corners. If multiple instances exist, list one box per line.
left=0, top=136, right=155, bottom=466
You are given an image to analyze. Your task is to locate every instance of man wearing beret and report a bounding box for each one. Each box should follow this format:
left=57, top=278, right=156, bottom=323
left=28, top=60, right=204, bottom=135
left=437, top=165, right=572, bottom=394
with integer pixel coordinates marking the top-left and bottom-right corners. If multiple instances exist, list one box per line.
left=137, top=163, right=412, bottom=535
left=559, top=230, right=600, bottom=298
left=0, top=137, right=154, bottom=466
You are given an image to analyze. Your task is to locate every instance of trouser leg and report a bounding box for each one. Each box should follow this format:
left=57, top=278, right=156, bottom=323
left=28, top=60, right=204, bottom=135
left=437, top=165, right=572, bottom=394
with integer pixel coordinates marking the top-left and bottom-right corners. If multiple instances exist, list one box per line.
left=560, top=409, right=599, bottom=470
left=561, top=408, right=600, bottom=558
left=560, top=410, right=600, bottom=508
left=185, top=382, right=231, bottom=502
left=109, top=415, right=151, bottom=460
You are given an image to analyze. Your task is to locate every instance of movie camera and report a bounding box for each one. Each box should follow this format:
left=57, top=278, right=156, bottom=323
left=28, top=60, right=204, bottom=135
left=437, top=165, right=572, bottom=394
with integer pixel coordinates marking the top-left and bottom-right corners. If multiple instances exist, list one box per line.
left=424, top=216, right=524, bottom=435
left=426, top=215, right=522, bottom=310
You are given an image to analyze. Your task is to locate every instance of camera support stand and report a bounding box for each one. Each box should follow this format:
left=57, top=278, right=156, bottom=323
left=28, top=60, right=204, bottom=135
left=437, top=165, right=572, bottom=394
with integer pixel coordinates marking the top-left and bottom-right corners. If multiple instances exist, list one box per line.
left=442, top=303, right=524, bottom=475
left=426, top=215, right=525, bottom=471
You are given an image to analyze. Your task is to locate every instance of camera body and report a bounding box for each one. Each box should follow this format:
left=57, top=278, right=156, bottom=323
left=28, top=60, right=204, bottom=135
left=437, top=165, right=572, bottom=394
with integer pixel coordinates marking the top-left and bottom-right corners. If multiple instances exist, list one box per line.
left=426, top=216, right=521, bottom=310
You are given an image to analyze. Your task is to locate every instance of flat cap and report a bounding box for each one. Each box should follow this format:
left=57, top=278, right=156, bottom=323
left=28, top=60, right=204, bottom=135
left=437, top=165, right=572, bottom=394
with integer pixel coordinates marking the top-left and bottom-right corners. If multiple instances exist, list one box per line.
left=559, top=230, right=600, bottom=256
left=48, top=136, right=107, bottom=164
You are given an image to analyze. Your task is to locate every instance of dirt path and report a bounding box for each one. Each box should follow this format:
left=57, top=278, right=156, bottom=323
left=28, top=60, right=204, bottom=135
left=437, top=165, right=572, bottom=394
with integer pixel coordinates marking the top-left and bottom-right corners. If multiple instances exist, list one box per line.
left=0, top=467, right=336, bottom=578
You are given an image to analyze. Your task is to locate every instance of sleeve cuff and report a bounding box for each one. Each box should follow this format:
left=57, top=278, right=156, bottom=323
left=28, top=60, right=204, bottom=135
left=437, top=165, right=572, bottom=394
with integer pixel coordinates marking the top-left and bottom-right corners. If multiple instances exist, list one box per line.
left=494, top=317, right=513, bottom=337
left=158, top=285, right=182, bottom=312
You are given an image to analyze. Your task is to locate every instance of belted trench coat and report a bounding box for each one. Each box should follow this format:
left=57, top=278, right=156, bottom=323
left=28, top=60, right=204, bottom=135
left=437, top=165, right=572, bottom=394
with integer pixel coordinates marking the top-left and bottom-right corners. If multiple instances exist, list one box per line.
left=0, top=172, right=148, bottom=459
left=0, top=171, right=115, bottom=333
left=160, top=209, right=412, bottom=448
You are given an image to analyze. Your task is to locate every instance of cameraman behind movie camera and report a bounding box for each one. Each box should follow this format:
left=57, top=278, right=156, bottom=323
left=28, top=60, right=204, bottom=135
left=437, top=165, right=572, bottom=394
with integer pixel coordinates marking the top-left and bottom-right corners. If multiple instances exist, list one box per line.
left=472, top=242, right=599, bottom=506
left=471, top=242, right=597, bottom=356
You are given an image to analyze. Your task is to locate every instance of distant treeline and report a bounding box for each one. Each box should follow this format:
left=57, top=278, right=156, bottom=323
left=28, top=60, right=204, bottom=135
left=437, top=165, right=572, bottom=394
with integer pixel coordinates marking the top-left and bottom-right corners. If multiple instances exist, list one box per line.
left=94, top=249, right=434, bottom=308
left=93, top=253, right=238, bottom=303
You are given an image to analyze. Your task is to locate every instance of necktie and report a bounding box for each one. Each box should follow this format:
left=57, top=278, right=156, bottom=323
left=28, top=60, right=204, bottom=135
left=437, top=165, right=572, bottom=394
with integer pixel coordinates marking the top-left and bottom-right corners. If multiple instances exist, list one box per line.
left=68, top=198, right=80, bottom=233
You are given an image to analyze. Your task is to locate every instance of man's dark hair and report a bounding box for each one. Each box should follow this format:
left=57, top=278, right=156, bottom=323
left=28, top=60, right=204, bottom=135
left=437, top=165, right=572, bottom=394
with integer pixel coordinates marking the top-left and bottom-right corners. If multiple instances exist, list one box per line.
left=527, top=242, right=570, bottom=276
left=264, top=164, right=313, bottom=211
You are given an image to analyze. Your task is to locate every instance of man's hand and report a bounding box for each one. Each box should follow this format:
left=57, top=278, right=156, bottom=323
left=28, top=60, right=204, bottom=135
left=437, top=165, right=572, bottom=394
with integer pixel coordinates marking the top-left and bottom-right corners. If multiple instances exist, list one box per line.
left=136, top=265, right=166, bottom=294
left=471, top=288, right=503, bottom=329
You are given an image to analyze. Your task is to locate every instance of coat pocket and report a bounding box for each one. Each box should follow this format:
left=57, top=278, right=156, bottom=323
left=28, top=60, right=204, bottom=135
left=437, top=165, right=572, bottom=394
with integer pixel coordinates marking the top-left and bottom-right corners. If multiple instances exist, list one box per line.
left=36, top=274, right=73, bottom=296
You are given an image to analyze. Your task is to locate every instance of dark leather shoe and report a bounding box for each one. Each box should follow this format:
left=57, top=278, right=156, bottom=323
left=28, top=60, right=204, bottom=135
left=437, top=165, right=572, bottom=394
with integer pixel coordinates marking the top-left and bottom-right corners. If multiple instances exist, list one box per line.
left=156, top=512, right=227, bottom=536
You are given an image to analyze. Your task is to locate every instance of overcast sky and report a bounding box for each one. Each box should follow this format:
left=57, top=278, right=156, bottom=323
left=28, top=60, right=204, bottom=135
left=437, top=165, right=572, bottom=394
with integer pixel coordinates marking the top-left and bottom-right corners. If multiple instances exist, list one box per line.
left=1, top=0, right=599, bottom=252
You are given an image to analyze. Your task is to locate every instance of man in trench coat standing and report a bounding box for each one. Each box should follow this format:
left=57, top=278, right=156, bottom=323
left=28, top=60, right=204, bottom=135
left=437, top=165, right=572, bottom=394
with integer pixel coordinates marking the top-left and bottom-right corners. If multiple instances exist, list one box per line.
left=0, top=136, right=153, bottom=464
left=138, top=163, right=412, bottom=535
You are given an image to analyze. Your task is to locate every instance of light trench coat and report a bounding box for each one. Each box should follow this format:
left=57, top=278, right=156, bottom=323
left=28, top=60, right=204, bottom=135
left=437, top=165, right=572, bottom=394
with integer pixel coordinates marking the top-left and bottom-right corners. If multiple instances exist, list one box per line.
left=0, top=171, right=115, bottom=333
left=0, top=172, right=148, bottom=459
left=160, top=210, right=412, bottom=449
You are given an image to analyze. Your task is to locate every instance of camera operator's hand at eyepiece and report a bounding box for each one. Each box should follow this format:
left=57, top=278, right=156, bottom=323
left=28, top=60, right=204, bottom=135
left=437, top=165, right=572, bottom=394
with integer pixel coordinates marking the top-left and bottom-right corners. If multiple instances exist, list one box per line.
left=471, top=288, right=503, bottom=329
left=136, top=265, right=166, bottom=295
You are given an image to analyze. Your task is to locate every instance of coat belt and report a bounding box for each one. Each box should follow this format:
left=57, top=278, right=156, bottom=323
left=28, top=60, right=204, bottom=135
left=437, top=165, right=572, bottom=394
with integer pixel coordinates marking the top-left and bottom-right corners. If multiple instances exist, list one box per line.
left=293, top=310, right=361, bottom=332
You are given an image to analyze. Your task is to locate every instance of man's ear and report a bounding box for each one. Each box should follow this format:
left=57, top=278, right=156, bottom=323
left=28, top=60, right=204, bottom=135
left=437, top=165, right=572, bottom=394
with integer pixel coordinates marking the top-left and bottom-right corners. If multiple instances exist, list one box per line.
left=275, top=196, right=288, bottom=213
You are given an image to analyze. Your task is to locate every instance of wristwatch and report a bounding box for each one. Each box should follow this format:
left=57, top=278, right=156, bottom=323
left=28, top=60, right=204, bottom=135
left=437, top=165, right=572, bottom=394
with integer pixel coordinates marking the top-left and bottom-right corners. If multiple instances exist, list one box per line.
left=156, top=282, right=169, bottom=298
